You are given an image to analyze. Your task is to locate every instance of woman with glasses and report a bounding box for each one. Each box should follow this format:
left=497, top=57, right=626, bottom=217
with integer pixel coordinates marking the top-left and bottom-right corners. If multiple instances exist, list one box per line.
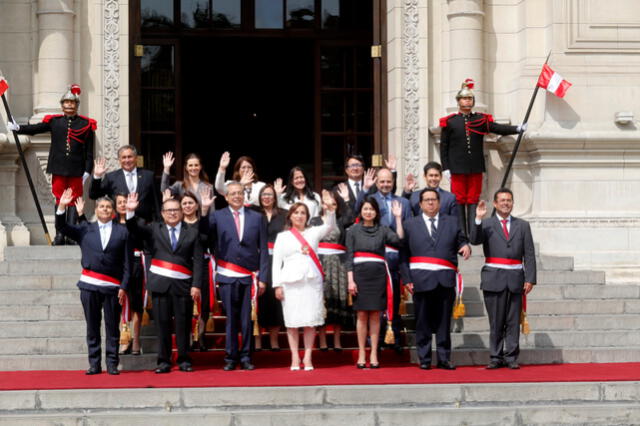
left=215, top=152, right=266, bottom=206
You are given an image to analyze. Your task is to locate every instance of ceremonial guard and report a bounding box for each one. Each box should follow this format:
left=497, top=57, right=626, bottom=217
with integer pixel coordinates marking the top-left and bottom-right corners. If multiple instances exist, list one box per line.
left=55, top=188, right=130, bottom=375
left=8, top=84, right=95, bottom=245
left=439, top=79, right=524, bottom=234
left=469, top=188, right=536, bottom=369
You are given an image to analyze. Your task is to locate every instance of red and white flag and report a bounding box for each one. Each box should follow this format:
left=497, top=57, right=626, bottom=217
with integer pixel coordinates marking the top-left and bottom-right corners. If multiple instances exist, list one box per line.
left=537, top=64, right=571, bottom=98
left=0, top=79, right=8, bottom=97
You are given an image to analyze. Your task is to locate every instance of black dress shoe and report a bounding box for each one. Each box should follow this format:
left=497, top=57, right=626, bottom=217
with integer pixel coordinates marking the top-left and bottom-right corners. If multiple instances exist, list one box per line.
left=270, top=347, right=281, bottom=352
left=370, top=363, right=380, bottom=369
left=333, top=347, right=343, bottom=353
left=486, top=360, right=504, bottom=370
left=419, top=363, right=431, bottom=370
left=241, top=361, right=255, bottom=371
left=85, top=366, right=102, bottom=375
left=356, top=363, right=366, bottom=369
left=155, top=365, right=171, bottom=374
left=107, top=365, right=120, bottom=375
left=179, top=364, right=193, bottom=372
left=319, top=346, right=329, bottom=352
left=223, top=361, right=237, bottom=371
left=436, top=361, right=456, bottom=370
left=507, top=361, right=520, bottom=370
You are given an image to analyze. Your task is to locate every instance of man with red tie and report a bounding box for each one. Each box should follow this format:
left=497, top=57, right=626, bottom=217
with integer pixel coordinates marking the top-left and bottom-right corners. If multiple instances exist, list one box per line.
left=469, top=188, right=536, bottom=369
left=201, top=181, right=269, bottom=371
left=125, top=194, right=204, bottom=373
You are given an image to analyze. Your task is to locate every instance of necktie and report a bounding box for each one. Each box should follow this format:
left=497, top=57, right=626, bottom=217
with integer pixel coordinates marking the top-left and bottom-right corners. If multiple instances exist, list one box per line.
left=501, top=219, right=509, bottom=239
left=100, top=224, right=108, bottom=250
left=354, top=182, right=360, bottom=195
left=170, top=227, right=177, bottom=251
left=126, top=172, right=135, bottom=193
left=233, top=211, right=241, bottom=239
left=386, top=196, right=393, bottom=223
left=429, top=217, right=437, bottom=240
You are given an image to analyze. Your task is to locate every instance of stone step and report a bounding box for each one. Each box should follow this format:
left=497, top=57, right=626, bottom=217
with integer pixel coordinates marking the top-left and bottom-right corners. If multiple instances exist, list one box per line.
left=0, top=304, right=83, bottom=322
left=456, top=313, right=640, bottom=332
left=1, top=382, right=639, bottom=426
left=0, top=320, right=86, bottom=338
left=0, top=290, right=78, bottom=305
left=457, top=255, right=574, bottom=272
left=0, top=275, right=79, bottom=290
left=4, top=246, right=81, bottom=261
left=443, top=330, right=640, bottom=349
left=0, top=260, right=81, bottom=276
left=460, top=270, right=606, bottom=286
left=0, top=336, right=155, bottom=356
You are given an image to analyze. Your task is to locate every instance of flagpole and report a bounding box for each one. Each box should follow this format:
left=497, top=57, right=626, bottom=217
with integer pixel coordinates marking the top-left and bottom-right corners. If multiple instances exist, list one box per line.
left=498, top=50, right=552, bottom=190
left=1, top=93, right=53, bottom=245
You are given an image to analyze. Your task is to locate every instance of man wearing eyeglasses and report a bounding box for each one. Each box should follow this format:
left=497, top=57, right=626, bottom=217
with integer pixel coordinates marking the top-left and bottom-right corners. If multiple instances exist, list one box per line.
left=125, top=194, right=204, bottom=374
left=400, top=188, right=470, bottom=370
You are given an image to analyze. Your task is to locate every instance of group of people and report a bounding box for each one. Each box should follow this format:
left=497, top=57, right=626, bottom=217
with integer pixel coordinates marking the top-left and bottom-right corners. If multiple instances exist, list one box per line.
left=10, top=80, right=536, bottom=375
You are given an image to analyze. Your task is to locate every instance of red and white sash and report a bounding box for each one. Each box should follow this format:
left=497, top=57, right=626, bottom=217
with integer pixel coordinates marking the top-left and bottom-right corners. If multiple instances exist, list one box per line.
left=290, top=227, right=324, bottom=279
left=216, top=259, right=259, bottom=314
left=384, top=244, right=399, bottom=255
left=317, top=242, right=346, bottom=256
left=409, top=256, right=464, bottom=298
left=80, top=269, right=121, bottom=288
left=485, top=257, right=523, bottom=270
left=205, top=253, right=216, bottom=313
left=149, top=259, right=193, bottom=280
left=134, top=249, right=149, bottom=311
left=268, top=242, right=274, bottom=255
left=353, top=252, right=394, bottom=322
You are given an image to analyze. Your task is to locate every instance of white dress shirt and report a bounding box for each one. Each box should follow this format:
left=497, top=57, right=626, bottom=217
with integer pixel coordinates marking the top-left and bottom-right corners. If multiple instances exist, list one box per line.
left=348, top=178, right=363, bottom=198
left=229, top=206, right=245, bottom=240
left=422, top=213, right=439, bottom=238
left=98, top=220, right=113, bottom=250
left=166, top=222, right=182, bottom=247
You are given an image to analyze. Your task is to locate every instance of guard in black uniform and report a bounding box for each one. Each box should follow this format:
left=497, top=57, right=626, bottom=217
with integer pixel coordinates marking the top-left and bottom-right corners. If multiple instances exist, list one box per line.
left=8, top=84, right=96, bottom=245
left=439, top=79, right=524, bottom=235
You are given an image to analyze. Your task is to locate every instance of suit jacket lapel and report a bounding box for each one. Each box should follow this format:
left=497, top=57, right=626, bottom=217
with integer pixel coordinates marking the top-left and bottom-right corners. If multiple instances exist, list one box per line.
left=158, top=222, right=171, bottom=250
left=223, top=208, right=240, bottom=243
left=417, top=215, right=435, bottom=247
left=91, top=222, right=104, bottom=252
left=175, top=221, right=188, bottom=250
left=116, top=169, right=128, bottom=194
left=493, top=216, right=508, bottom=242
left=508, top=217, right=518, bottom=242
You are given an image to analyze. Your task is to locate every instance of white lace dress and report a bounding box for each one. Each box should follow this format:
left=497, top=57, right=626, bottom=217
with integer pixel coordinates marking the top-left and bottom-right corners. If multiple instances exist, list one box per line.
left=272, top=212, right=336, bottom=328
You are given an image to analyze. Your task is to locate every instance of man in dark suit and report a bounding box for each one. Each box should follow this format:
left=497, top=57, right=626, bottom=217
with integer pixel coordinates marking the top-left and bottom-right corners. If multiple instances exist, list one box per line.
left=403, top=161, right=457, bottom=217
left=201, top=181, right=268, bottom=371
left=90, top=145, right=159, bottom=223
left=469, top=188, right=536, bottom=370
left=55, top=188, right=130, bottom=375
left=400, top=188, right=470, bottom=370
left=125, top=193, right=204, bottom=373
left=357, top=167, right=411, bottom=350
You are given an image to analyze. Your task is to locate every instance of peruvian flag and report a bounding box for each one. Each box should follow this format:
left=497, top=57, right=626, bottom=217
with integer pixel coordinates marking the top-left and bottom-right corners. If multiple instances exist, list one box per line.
left=0, top=79, right=8, bottom=97
left=537, top=64, right=571, bottom=98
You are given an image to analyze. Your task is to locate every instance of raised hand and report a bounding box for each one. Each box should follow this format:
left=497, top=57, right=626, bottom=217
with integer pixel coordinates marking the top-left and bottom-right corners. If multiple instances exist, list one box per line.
left=321, top=189, right=336, bottom=212
left=385, top=153, right=397, bottom=170
left=58, top=188, right=74, bottom=209
left=126, top=192, right=139, bottom=213
left=219, top=151, right=231, bottom=171
left=363, top=168, right=377, bottom=191
left=476, top=200, right=487, bottom=220
left=199, top=186, right=215, bottom=213
left=336, top=183, right=350, bottom=201
left=93, top=158, right=107, bottom=178
left=240, top=170, right=254, bottom=186
left=274, top=178, right=286, bottom=196
left=391, top=200, right=403, bottom=218
left=162, top=188, right=173, bottom=203
left=404, top=173, right=416, bottom=193
left=162, top=151, right=175, bottom=173
left=74, top=197, right=85, bottom=217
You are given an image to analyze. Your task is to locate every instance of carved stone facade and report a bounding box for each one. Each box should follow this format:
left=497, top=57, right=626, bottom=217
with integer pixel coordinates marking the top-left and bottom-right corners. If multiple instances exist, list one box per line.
left=0, top=0, right=639, bottom=276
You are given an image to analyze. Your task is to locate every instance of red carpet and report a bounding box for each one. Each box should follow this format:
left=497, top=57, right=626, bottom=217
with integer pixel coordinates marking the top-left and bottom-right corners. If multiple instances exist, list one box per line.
left=1, top=362, right=639, bottom=391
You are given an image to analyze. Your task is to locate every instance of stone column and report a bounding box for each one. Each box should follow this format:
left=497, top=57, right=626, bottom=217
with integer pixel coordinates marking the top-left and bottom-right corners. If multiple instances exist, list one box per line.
left=33, top=0, right=75, bottom=118
left=446, top=0, right=485, bottom=109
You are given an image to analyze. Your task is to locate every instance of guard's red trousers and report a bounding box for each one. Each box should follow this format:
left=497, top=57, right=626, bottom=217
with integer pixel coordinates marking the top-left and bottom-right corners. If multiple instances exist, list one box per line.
left=451, top=173, right=482, bottom=205
left=51, top=175, right=83, bottom=204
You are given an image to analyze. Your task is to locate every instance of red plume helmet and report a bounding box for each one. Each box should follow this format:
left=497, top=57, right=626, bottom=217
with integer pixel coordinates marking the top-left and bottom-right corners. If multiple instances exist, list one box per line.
left=464, top=78, right=475, bottom=90
left=70, top=84, right=81, bottom=95
left=60, top=84, right=81, bottom=104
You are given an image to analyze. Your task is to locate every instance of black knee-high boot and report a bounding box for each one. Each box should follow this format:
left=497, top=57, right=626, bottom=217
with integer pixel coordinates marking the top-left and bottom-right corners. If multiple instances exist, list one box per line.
left=457, top=203, right=467, bottom=236
left=53, top=205, right=66, bottom=246
left=65, top=206, right=78, bottom=245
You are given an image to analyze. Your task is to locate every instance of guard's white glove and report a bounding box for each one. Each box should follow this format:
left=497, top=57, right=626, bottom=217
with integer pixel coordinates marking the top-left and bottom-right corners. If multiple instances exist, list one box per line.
left=517, top=122, right=528, bottom=133
left=82, top=172, right=90, bottom=185
left=443, top=170, right=451, bottom=180
left=7, top=120, right=19, bottom=132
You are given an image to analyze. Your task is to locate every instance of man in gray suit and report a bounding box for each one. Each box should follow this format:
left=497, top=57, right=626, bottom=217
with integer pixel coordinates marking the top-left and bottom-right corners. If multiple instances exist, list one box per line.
left=469, top=188, right=536, bottom=370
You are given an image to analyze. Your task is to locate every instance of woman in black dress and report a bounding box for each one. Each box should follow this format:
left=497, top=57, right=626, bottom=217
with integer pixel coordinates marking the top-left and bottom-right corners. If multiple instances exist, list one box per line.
left=346, top=196, right=404, bottom=368
left=252, top=184, right=286, bottom=351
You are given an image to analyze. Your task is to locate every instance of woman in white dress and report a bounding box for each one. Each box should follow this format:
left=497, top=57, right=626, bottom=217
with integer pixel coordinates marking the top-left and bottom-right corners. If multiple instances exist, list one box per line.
left=272, top=191, right=336, bottom=370
left=215, top=151, right=266, bottom=206
left=274, top=166, right=322, bottom=219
